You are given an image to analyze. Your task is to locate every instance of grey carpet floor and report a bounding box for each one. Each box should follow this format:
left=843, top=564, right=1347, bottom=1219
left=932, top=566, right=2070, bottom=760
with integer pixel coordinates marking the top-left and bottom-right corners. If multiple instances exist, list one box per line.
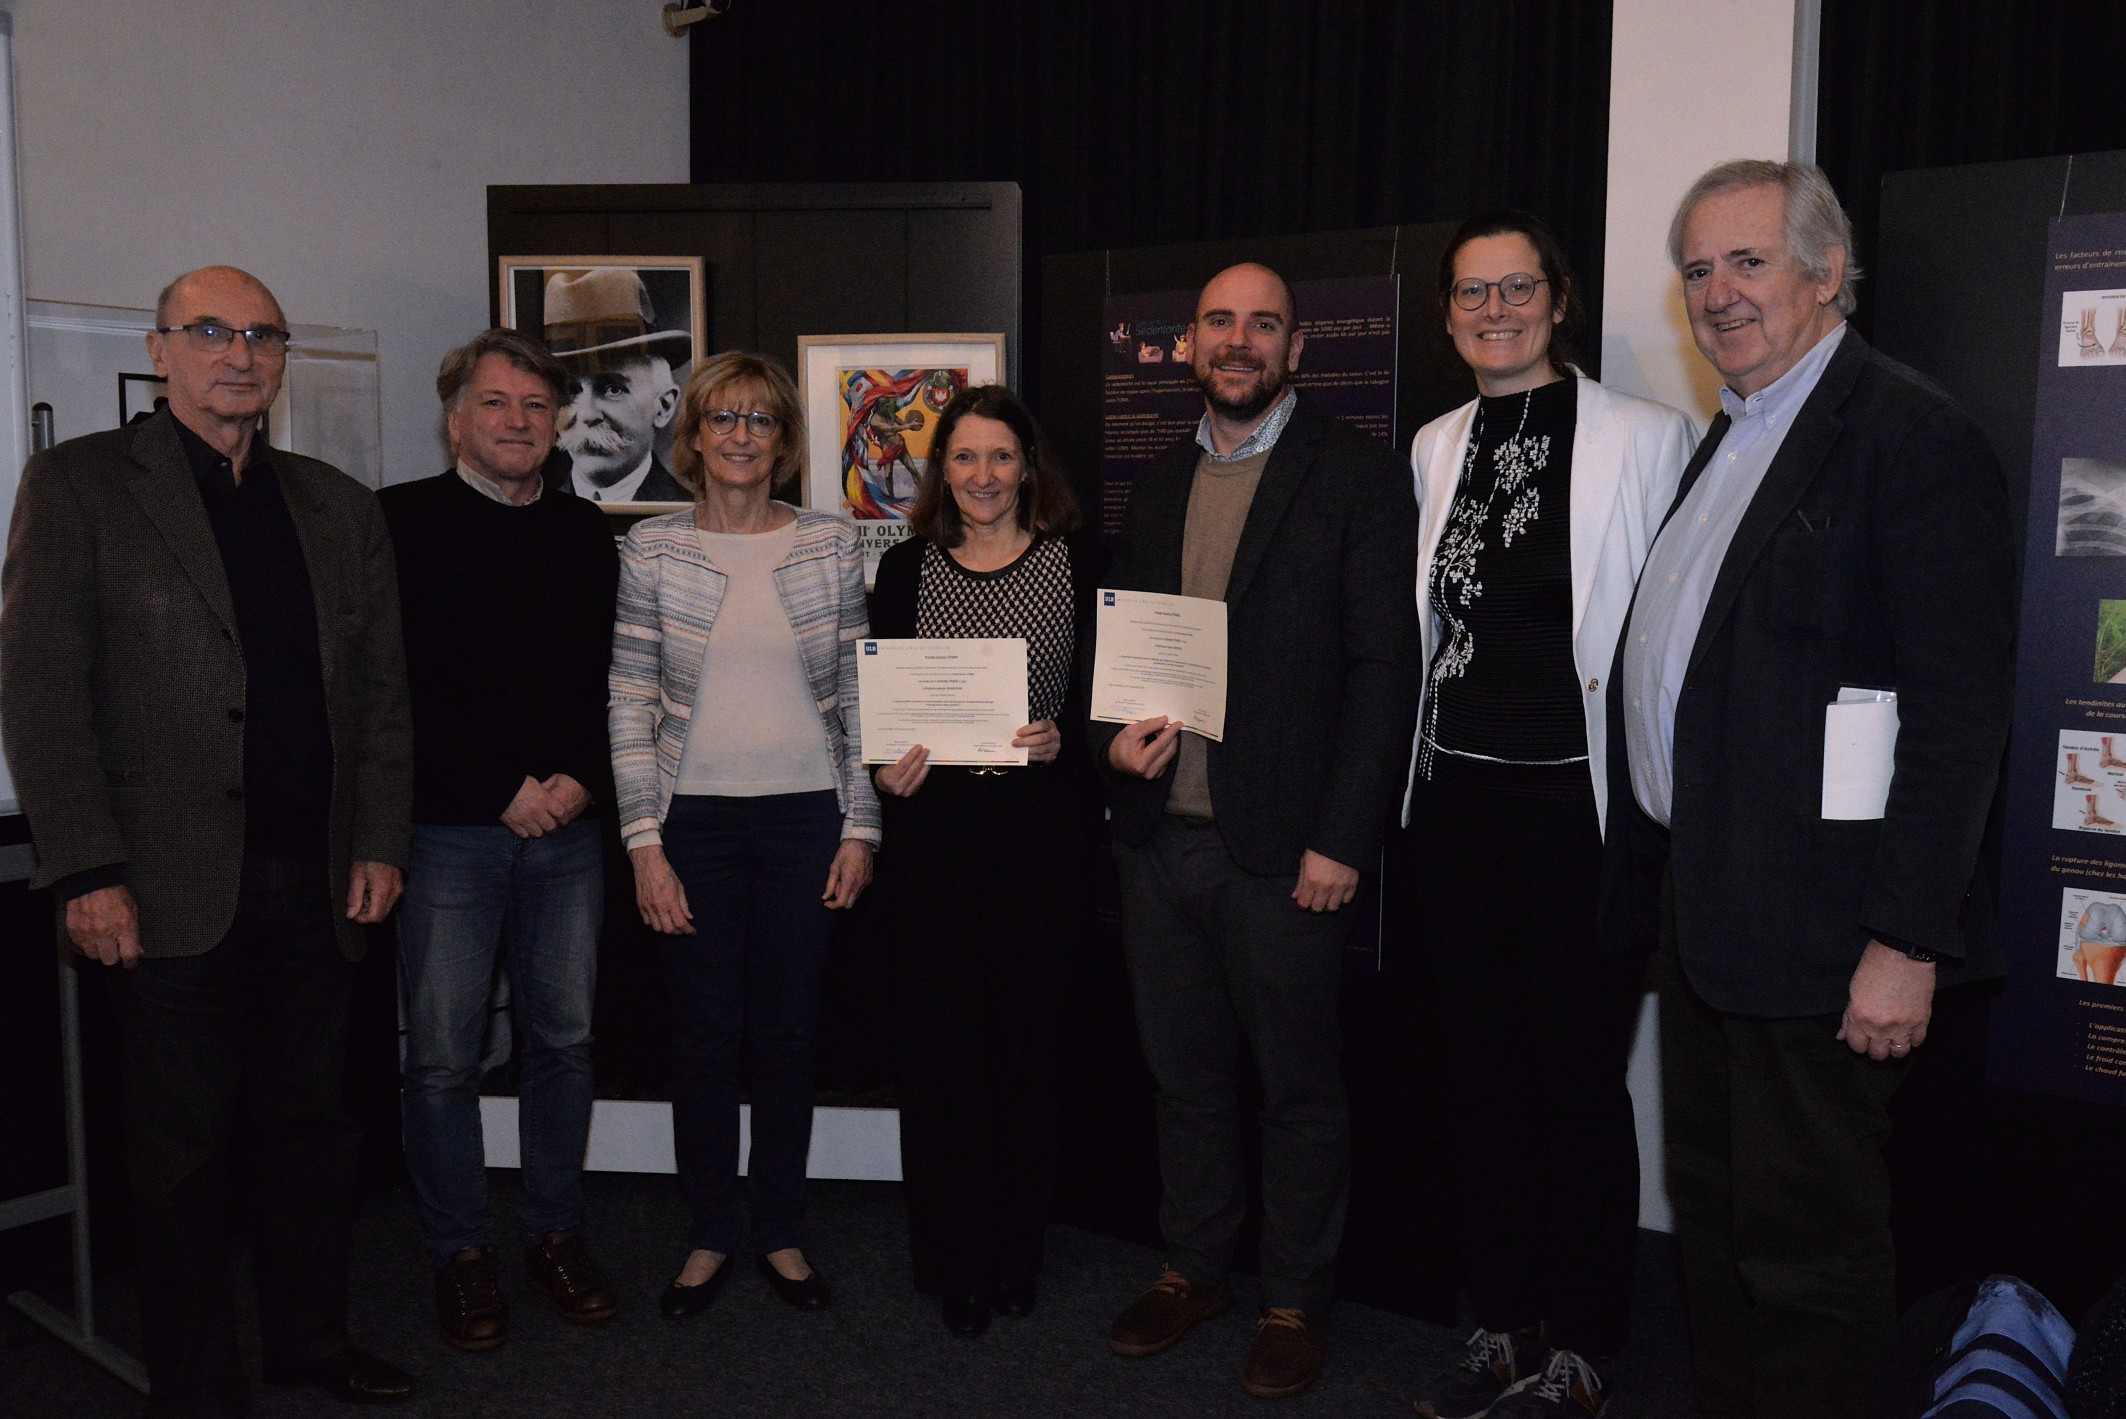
left=1, top=1173, right=1698, bottom=1417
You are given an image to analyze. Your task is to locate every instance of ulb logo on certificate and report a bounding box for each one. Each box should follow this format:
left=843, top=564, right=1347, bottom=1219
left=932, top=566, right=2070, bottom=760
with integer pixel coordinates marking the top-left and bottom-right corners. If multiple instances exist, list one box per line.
left=863, top=642, right=878, bottom=655
left=1103, top=591, right=1116, bottom=605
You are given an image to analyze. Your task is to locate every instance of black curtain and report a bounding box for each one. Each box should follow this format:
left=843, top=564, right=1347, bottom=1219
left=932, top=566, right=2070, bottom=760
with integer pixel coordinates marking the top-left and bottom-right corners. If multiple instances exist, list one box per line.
left=1819, top=0, right=2126, bottom=337
left=690, top=0, right=1614, bottom=397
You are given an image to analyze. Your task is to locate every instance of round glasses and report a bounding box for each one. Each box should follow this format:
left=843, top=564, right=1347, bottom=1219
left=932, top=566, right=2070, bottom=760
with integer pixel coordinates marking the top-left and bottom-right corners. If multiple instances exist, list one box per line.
left=155, top=321, right=293, bottom=355
left=1447, top=274, right=1549, bottom=311
left=705, top=410, right=781, bottom=437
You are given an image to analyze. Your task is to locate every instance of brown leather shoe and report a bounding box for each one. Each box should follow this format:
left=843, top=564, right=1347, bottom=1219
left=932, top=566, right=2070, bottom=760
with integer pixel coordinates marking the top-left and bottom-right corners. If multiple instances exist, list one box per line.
left=1107, top=1266, right=1232, bottom=1357
left=433, top=1249, right=507, bottom=1352
left=1242, top=1308, right=1325, bottom=1400
left=524, top=1231, right=617, bottom=1324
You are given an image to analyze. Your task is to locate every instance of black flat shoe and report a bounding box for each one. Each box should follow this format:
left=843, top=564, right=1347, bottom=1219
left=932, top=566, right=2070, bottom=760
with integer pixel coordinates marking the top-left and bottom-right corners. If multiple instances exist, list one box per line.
left=755, top=1253, right=831, bottom=1310
left=993, top=1278, right=1037, bottom=1317
left=660, top=1259, right=730, bottom=1320
left=942, top=1293, right=991, bottom=1336
left=263, top=1345, right=416, bottom=1405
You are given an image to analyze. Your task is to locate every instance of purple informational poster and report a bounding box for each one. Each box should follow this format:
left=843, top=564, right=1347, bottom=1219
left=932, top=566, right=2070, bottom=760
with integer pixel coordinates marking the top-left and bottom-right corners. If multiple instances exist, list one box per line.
left=1098, top=275, right=1399, bottom=536
left=1989, top=213, right=2126, bottom=1106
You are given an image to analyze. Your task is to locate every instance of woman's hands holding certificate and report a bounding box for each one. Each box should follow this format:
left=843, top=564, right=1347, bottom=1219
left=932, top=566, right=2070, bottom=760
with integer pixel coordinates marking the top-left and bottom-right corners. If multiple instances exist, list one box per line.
left=1014, top=719, right=1061, bottom=764
left=877, top=720, right=1061, bottom=798
left=877, top=745, right=933, bottom=797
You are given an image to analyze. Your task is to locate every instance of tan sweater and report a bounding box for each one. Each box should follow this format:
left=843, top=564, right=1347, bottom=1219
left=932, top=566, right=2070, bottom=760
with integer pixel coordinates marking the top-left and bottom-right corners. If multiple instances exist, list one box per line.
left=1166, top=446, right=1269, bottom=819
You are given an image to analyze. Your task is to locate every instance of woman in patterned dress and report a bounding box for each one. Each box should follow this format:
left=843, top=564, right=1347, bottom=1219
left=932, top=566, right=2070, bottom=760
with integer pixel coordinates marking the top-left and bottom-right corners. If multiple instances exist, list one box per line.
left=1401, top=213, right=1699, bottom=1419
left=868, top=385, right=1098, bottom=1338
left=608, top=351, right=880, bottom=1320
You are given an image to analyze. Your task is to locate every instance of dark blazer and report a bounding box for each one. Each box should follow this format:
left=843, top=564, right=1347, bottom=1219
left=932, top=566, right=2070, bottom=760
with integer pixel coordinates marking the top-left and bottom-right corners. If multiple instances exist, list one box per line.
left=1086, top=400, right=1422, bottom=875
left=1598, top=329, right=2016, bottom=1018
left=0, top=410, right=413, bottom=960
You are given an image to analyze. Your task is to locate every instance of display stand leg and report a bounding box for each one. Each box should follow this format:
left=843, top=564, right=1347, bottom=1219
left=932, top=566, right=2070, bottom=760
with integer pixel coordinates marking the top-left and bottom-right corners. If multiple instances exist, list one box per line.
left=2, top=965, right=149, bottom=1394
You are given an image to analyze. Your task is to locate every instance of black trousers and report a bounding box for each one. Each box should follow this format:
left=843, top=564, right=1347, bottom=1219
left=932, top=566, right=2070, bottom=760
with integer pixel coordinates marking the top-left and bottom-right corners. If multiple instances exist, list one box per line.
left=100, top=853, right=358, bottom=1415
left=886, top=769, right=1070, bottom=1297
left=657, top=792, right=843, bottom=1259
left=1656, top=888, right=1913, bottom=1419
left=1112, top=814, right=1354, bottom=1315
left=1399, top=775, right=1646, bottom=1357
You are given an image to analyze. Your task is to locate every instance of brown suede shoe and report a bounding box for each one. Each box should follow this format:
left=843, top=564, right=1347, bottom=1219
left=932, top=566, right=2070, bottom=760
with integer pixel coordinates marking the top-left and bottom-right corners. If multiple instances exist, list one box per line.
left=1242, top=1308, right=1325, bottom=1400
left=434, top=1249, right=507, bottom=1352
left=524, top=1231, right=617, bottom=1324
left=1108, top=1266, right=1232, bottom=1357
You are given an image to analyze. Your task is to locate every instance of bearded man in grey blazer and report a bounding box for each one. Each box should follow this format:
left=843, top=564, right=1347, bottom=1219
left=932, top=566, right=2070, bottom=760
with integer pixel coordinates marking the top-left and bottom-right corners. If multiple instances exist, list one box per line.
left=0, top=265, right=417, bottom=1415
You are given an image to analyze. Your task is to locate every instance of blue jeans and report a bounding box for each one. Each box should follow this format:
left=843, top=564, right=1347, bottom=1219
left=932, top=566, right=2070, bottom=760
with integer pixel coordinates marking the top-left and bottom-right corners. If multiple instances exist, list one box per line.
left=398, top=817, right=602, bottom=1263
left=658, top=791, right=842, bottom=1257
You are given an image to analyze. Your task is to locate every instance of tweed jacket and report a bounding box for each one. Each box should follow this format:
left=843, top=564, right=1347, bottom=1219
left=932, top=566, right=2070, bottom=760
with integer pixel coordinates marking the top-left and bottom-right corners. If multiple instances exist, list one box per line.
left=0, top=410, right=413, bottom=960
left=608, top=505, right=882, bottom=849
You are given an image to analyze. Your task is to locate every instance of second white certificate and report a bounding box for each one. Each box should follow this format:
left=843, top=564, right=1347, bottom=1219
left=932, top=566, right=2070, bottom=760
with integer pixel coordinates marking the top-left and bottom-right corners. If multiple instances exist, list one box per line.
left=857, top=637, right=1030, bottom=766
left=1090, top=589, right=1228, bottom=741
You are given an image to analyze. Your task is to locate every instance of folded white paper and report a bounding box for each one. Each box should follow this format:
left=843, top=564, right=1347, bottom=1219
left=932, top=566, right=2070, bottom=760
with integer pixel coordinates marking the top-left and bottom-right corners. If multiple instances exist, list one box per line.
left=1822, top=687, right=1899, bottom=820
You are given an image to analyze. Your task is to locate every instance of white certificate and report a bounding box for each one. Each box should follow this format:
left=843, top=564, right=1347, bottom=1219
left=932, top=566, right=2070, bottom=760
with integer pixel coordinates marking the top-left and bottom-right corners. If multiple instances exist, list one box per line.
left=857, top=637, right=1029, bottom=766
left=1090, top=589, right=1228, bottom=741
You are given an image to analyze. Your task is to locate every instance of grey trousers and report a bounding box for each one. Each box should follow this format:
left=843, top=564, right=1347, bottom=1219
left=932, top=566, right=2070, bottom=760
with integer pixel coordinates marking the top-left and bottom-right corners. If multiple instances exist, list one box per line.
left=1113, top=815, right=1354, bottom=1314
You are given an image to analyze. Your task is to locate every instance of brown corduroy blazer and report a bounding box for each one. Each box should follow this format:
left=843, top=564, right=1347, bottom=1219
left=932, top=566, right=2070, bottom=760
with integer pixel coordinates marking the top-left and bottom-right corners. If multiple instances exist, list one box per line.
left=0, top=409, right=412, bottom=960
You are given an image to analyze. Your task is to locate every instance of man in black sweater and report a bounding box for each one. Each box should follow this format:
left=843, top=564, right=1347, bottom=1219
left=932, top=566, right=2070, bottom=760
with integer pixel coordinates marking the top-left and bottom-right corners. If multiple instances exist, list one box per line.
left=379, top=328, right=621, bottom=1352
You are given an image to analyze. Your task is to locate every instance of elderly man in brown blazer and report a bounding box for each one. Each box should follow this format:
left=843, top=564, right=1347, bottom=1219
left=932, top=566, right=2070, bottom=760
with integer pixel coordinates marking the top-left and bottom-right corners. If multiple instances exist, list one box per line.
left=0, top=265, right=416, bottom=1416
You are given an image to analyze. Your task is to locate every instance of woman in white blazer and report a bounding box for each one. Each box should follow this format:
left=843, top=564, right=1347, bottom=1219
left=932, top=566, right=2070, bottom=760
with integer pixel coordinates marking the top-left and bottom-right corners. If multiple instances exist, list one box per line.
left=1401, top=212, right=1697, bottom=1419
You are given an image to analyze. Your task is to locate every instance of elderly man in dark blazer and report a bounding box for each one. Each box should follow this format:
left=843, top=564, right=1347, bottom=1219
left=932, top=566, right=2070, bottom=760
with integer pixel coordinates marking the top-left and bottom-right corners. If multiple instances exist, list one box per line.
left=0, top=265, right=416, bottom=1415
left=1603, top=164, right=2015, bottom=1419
left=1091, top=262, right=1421, bottom=1401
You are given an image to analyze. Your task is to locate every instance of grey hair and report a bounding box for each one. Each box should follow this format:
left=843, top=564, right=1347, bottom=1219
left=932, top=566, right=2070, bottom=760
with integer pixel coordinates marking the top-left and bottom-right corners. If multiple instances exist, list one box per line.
left=1667, top=159, right=1863, bottom=316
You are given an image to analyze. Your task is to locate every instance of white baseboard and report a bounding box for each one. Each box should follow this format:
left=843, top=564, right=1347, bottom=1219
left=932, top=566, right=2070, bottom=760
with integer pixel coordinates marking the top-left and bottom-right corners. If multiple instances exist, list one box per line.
left=477, top=1098, right=902, bottom=1181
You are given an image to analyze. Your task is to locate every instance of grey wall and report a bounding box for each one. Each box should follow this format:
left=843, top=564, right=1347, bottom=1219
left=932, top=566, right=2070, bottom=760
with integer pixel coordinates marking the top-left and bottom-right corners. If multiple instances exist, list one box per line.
left=6, top=1, right=689, bottom=486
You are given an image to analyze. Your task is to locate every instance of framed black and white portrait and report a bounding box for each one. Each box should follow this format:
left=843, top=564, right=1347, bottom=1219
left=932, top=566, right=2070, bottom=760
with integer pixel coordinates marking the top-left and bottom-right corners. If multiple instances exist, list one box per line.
left=499, top=256, right=706, bottom=514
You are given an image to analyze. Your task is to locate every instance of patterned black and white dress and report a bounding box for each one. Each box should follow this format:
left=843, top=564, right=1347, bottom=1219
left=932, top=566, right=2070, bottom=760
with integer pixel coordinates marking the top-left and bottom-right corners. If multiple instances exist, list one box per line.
left=867, top=531, right=1094, bottom=1302
left=913, top=538, right=1075, bottom=722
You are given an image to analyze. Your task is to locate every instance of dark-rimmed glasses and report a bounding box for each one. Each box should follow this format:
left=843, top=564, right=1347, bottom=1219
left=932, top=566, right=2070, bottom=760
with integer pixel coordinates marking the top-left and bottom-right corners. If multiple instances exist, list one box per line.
left=1447, top=274, right=1549, bottom=311
left=155, top=321, right=294, bottom=354
left=705, top=410, right=781, bottom=437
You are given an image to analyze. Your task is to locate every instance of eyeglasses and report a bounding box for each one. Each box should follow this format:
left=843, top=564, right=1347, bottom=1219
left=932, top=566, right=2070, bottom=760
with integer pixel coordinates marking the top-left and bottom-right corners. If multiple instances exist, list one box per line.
left=1447, top=274, right=1550, bottom=311
left=155, top=321, right=294, bottom=354
left=705, top=410, right=781, bottom=437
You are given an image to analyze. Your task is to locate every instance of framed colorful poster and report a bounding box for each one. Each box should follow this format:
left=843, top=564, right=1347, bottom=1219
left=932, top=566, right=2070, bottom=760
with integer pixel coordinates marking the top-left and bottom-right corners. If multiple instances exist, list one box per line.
left=497, top=255, right=707, bottom=512
left=797, top=333, right=1006, bottom=581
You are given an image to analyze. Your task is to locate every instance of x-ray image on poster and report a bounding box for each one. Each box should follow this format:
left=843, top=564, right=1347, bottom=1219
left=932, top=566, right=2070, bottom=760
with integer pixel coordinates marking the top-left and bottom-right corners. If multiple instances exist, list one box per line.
left=1990, top=213, right=2126, bottom=1105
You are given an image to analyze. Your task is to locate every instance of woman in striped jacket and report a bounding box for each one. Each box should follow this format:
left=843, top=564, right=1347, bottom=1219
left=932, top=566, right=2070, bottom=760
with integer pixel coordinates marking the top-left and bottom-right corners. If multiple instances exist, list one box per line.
left=608, top=351, right=881, bottom=1321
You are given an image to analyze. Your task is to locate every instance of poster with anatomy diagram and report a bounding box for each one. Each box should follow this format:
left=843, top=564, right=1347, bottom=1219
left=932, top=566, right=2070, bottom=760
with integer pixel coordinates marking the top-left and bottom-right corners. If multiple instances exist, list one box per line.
left=1992, top=214, right=2126, bottom=1104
